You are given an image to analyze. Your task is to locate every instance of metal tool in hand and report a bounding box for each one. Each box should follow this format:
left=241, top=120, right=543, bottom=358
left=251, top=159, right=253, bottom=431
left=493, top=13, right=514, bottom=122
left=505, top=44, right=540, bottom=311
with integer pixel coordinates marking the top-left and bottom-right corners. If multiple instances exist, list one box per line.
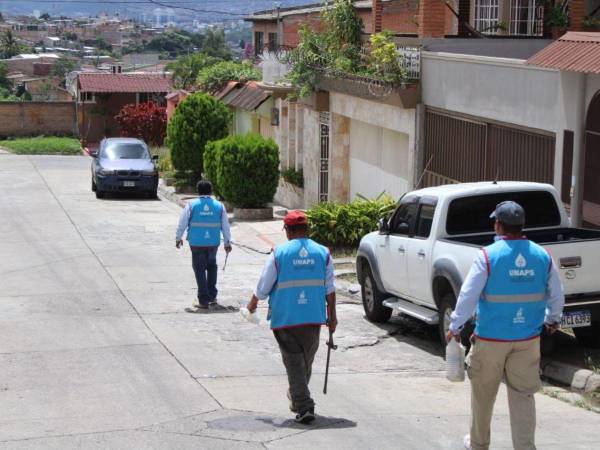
left=222, top=252, right=229, bottom=271
left=323, top=329, right=337, bottom=395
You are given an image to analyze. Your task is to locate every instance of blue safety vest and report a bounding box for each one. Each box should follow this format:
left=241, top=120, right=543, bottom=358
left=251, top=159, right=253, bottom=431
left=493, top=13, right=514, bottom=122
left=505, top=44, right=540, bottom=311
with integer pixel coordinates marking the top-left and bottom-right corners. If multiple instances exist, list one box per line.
left=268, top=238, right=329, bottom=330
left=187, top=197, right=223, bottom=247
left=476, top=238, right=551, bottom=341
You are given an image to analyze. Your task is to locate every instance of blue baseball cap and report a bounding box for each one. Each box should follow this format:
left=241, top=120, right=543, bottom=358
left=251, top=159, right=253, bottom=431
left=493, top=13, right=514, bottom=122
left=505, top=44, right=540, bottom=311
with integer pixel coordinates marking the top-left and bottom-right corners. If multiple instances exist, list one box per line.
left=490, top=201, right=525, bottom=226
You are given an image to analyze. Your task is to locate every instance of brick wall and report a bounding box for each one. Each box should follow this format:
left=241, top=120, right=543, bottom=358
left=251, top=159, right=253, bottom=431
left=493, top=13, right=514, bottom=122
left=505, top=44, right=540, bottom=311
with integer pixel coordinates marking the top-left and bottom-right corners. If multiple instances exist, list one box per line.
left=282, top=13, right=323, bottom=47
left=569, top=0, right=585, bottom=31
left=0, top=102, right=76, bottom=138
left=417, top=0, right=447, bottom=37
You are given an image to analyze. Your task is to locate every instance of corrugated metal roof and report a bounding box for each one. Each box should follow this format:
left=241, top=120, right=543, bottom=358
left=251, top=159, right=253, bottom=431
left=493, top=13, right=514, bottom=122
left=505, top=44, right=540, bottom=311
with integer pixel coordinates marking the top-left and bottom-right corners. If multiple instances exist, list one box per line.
left=215, top=81, right=270, bottom=111
left=527, top=32, right=600, bottom=74
left=78, top=73, right=172, bottom=93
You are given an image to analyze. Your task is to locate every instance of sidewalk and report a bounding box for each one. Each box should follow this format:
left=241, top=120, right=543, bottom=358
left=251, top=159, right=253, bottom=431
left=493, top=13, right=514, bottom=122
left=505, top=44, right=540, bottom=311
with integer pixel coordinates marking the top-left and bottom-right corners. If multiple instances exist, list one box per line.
left=158, top=179, right=600, bottom=413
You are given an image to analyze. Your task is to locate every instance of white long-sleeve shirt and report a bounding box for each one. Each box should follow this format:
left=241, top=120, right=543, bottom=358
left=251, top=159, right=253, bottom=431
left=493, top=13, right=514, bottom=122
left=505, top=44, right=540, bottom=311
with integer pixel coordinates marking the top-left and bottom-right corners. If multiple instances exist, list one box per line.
left=254, top=242, right=336, bottom=300
left=175, top=196, right=231, bottom=245
left=449, top=249, right=565, bottom=334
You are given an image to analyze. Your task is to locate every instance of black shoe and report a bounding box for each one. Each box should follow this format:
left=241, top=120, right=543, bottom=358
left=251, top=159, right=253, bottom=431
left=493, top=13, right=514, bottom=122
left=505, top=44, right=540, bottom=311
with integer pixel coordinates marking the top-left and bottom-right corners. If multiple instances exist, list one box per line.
left=294, top=409, right=315, bottom=424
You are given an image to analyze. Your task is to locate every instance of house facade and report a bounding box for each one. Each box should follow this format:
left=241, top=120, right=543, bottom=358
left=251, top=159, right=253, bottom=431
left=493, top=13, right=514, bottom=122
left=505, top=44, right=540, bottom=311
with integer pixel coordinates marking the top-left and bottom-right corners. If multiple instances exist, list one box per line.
left=245, top=0, right=593, bottom=215
left=69, top=72, right=171, bottom=144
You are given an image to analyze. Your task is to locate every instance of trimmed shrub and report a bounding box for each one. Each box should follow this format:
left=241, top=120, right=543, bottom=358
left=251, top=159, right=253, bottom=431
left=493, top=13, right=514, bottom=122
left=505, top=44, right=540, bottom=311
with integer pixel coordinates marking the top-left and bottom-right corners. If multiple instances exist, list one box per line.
left=306, top=193, right=396, bottom=248
left=166, top=92, right=231, bottom=182
left=115, top=102, right=167, bottom=146
left=206, top=133, right=279, bottom=208
left=203, top=139, right=222, bottom=197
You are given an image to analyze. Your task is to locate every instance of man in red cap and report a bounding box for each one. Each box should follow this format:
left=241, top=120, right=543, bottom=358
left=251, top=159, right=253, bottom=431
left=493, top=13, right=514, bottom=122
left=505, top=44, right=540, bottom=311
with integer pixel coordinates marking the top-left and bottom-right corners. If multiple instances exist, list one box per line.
left=247, top=210, right=337, bottom=424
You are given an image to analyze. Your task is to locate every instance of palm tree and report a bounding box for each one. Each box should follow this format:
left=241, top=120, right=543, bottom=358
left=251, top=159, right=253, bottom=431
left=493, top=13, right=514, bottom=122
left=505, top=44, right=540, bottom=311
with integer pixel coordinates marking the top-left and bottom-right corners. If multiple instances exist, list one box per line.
left=167, top=53, right=218, bottom=90
left=1, top=30, right=22, bottom=59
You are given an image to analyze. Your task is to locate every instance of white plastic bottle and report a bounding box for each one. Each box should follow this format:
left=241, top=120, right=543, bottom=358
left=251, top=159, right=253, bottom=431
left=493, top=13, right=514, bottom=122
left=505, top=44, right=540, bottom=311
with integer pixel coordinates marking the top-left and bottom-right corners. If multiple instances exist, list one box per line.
left=446, top=339, right=466, bottom=382
left=240, top=307, right=260, bottom=325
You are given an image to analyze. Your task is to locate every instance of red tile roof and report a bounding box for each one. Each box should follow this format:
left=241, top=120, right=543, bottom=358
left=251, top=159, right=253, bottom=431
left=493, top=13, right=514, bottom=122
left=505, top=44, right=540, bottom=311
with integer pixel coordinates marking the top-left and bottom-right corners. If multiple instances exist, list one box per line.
left=78, top=72, right=172, bottom=93
left=527, top=32, right=600, bottom=74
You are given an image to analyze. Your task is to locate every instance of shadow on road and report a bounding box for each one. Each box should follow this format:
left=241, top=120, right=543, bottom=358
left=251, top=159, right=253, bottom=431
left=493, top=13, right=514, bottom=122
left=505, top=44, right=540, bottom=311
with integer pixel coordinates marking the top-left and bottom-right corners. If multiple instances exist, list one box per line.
left=99, top=192, right=162, bottom=201
left=256, top=415, right=357, bottom=431
left=370, top=314, right=444, bottom=358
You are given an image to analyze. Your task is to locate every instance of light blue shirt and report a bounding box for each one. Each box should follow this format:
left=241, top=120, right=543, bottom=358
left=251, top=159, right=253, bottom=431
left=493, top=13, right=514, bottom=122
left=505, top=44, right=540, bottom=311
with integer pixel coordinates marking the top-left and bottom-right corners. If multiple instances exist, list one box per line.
left=175, top=196, right=231, bottom=245
left=254, top=245, right=336, bottom=300
left=449, top=249, right=564, bottom=334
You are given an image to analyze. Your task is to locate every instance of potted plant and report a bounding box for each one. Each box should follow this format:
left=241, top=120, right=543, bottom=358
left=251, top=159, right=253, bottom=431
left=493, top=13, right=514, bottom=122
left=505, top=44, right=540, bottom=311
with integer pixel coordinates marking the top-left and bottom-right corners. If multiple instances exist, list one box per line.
left=583, top=15, right=600, bottom=31
left=546, top=4, right=569, bottom=39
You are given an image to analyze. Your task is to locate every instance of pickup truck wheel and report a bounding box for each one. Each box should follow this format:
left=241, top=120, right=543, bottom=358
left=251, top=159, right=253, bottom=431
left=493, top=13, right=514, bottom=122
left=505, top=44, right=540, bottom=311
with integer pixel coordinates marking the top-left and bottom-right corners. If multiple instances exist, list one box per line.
left=573, top=322, right=600, bottom=348
left=438, top=293, right=473, bottom=350
left=361, top=266, right=392, bottom=323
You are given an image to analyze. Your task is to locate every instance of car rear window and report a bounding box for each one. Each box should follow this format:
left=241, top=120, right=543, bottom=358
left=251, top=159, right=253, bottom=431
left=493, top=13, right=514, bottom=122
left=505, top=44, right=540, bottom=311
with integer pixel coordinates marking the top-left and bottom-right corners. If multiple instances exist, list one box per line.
left=102, top=143, right=149, bottom=160
left=446, top=190, right=561, bottom=235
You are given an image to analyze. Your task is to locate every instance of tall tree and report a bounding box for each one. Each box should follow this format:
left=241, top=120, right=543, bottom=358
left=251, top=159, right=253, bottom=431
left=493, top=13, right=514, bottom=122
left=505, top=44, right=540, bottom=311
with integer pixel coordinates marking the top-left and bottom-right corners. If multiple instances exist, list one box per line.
left=0, top=62, right=10, bottom=90
left=201, top=29, right=231, bottom=60
left=1, top=30, right=23, bottom=59
left=51, top=56, right=77, bottom=87
left=166, top=53, right=218, bottom=90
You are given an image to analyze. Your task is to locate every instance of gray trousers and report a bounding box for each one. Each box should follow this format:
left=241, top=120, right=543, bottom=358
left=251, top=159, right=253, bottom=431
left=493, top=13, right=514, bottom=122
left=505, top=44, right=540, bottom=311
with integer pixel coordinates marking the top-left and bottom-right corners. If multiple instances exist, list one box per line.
left=273, top=326, right=321, bottom=414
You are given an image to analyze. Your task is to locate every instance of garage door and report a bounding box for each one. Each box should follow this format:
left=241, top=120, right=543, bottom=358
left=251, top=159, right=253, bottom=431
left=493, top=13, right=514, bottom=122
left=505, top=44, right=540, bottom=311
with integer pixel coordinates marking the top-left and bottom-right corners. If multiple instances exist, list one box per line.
left=349, top=119, right=411, bottom=200
left=423, top=108, right=555, bottom=188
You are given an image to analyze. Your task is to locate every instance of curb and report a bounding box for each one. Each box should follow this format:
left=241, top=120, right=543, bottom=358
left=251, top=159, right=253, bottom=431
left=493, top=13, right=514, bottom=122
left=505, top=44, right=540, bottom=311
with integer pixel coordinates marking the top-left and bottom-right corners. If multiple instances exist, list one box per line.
left=541, top=358, right=600, bottom=393
left=158, top=181, right=197, bottom=209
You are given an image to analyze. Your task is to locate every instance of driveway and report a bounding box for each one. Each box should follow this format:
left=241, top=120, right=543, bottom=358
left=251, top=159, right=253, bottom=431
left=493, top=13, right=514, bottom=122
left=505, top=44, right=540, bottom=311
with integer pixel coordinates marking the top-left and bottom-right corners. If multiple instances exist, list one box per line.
left=0, top=154, right=598, bottom=449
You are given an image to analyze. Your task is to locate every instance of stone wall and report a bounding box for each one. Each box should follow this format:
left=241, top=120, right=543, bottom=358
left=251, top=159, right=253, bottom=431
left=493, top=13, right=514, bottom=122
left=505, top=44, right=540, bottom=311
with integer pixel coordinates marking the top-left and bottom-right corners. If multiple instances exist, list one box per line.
left=274, top=179, right=305, bottom=210
left=0, top=102, right=77, bottom=138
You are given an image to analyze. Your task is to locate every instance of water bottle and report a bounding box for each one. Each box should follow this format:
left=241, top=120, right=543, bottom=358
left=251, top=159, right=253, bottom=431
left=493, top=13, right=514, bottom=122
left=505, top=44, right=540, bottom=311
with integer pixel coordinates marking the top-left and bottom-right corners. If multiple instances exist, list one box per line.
left=446, top=339, right=465, bottom=382
left=240, top=307, right=260, bottom=325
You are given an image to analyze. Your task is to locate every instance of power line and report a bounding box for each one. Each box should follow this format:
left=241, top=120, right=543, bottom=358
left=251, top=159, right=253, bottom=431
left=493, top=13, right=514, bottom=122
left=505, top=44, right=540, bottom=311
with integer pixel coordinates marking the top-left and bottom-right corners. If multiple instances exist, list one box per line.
left=0, top=0, right=250, bottom=15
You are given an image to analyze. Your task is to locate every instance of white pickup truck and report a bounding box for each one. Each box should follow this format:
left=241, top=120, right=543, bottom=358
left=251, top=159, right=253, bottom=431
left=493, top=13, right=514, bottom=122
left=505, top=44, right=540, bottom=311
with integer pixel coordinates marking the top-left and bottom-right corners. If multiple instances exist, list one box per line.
left=356, top=181, right=600, bottom=348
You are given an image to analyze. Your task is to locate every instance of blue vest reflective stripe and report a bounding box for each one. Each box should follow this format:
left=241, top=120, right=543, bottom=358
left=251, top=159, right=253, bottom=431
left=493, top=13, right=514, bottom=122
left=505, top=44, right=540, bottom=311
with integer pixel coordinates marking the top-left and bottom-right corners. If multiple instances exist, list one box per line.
left=268, top=238, right=328, bottom=329
left=187, top=198, right=223, bottom=247
left=475, top=239, right=550, bottom=341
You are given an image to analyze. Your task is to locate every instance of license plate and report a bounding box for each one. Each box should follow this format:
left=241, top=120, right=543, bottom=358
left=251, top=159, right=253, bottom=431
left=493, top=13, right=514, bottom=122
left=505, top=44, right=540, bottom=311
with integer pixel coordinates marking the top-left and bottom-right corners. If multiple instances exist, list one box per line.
left=561, top=311, right=591, bottom=328
left=123, top=181, right=136, bottom=187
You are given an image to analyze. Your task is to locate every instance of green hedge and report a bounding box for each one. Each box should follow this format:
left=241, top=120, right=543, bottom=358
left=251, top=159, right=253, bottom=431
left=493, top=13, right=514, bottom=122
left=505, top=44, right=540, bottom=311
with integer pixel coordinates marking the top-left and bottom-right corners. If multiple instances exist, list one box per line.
left=307, top=194, right=396, bottom=248
left=166, top=92, right=231, bottom=182
left=204, top=133, right=280, bottom=208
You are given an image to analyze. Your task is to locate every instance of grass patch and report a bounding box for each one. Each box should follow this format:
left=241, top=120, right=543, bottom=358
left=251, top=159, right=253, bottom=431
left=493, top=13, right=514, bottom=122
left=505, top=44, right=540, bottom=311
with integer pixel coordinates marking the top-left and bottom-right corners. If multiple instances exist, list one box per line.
left=0, top=137, right=81, bottom=155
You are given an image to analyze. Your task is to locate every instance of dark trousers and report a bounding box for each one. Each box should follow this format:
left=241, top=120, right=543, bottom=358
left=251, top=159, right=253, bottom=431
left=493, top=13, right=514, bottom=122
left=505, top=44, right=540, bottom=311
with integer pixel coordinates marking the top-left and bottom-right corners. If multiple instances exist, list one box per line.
left=274, top=326, right=321, bottom=415
left=191, top=246, right=218, bottom=305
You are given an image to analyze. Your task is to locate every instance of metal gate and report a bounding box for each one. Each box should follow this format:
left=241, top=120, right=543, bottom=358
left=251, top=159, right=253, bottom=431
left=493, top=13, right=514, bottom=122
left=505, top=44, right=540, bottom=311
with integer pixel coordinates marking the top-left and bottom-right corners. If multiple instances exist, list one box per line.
left=423, top=108, right=555, bottom=188
left=319, top=112, right=330, bottom=202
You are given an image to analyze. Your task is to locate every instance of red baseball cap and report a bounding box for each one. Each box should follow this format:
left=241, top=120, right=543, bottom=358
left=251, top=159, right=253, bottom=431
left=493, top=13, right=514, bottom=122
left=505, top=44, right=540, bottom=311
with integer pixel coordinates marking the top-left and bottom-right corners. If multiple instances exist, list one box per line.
left=283, top=210, right=308, bottom=226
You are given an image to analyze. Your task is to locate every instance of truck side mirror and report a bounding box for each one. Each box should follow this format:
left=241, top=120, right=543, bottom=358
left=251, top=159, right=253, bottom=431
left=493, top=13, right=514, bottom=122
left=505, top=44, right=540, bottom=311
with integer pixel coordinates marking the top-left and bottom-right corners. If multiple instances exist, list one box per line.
left=378, top=218, right=390, bottom=234
left=152, top=155, right=159, bottom=161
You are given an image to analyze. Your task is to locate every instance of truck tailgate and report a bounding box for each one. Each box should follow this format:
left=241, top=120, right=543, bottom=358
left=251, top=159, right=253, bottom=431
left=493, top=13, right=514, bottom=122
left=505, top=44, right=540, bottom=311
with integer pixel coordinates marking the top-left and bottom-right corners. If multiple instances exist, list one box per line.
left=544, top=241, right=600, bottom=295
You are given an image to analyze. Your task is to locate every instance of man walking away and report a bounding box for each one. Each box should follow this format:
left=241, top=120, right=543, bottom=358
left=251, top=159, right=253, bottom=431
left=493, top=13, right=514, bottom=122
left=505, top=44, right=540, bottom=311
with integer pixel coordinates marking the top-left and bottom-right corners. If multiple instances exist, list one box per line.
left=176, top=180, right=232, bottom=310
left=447, top=201, right=564, bottom=450
left=247, top=210, right=337, bottom=424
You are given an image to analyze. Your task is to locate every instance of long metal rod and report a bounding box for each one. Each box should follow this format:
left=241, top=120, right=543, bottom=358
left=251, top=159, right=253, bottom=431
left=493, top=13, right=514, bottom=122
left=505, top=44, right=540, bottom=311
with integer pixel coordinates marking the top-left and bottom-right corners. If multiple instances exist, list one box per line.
left=323, top=330, right=337, bottom=395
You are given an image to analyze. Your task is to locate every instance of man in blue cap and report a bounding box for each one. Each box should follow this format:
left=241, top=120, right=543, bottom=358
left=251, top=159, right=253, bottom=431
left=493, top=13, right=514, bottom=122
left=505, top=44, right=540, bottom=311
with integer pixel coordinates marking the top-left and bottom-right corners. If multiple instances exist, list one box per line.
left=447, top=201, right=564, bottom=450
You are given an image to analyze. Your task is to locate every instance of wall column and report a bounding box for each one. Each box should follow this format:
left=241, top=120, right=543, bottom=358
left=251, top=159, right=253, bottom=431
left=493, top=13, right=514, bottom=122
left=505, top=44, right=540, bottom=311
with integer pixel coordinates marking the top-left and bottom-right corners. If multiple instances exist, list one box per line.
left=330, top=113, right=350, bottom=203
left=570, top=73, right=587, bottom=226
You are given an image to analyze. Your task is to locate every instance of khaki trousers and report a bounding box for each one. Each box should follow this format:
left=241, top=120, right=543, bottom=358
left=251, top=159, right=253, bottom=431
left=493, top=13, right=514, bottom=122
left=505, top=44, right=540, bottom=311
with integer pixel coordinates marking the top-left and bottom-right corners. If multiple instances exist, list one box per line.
left=466, top=336, right=541, bottom=450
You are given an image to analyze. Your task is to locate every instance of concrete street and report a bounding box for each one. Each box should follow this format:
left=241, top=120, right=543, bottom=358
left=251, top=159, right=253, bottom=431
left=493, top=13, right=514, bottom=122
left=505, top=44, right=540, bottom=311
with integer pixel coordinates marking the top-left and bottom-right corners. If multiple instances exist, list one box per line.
left=1, top=154, right=598, bottom=449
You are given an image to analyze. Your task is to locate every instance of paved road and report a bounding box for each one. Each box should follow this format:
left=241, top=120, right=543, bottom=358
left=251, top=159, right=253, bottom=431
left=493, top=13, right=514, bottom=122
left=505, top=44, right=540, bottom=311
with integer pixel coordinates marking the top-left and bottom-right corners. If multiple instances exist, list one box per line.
left=1, top=154, right=598, bottom=449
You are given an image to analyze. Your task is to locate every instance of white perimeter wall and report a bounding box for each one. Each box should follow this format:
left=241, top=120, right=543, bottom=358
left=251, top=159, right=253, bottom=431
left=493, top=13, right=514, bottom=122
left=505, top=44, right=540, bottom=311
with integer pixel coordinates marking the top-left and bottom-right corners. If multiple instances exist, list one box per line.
left=422, top=52, right=600, bottom=192
left=349, top=120, right=411, bottom=200
left=329, top=92, right=415, bottom=201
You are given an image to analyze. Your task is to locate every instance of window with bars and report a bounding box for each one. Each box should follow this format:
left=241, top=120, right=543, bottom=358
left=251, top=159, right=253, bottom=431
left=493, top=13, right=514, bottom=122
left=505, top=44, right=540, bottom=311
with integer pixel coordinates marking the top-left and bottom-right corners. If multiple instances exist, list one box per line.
left=474, top=0, right=500, bottom=34
left=318, top=112, right=330, bottom=203
left=510, top=0, right=543, bottom=36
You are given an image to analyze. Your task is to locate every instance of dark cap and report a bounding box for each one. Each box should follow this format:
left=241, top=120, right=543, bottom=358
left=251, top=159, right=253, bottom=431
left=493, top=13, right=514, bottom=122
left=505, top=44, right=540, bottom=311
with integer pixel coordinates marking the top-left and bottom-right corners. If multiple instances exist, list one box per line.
left=490, top=201, right=525, bottom=226
left=283, top=210, right=308, bottom=227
